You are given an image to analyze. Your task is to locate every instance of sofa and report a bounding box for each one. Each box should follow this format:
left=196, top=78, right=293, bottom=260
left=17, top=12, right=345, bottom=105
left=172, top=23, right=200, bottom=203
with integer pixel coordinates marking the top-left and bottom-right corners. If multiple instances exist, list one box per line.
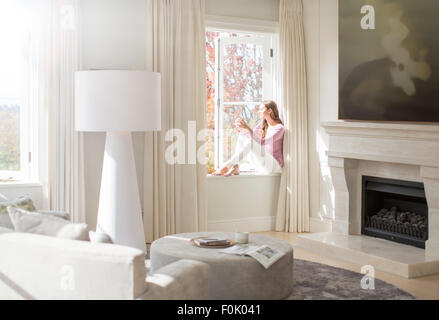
left=0, top=226, right=210, bottom=300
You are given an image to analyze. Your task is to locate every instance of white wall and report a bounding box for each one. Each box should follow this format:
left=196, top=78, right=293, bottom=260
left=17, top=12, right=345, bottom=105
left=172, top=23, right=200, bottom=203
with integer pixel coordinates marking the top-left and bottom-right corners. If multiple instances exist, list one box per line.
left=206, top=0, right=279, bottom=21
left=80, top=0, right=283, bottom=232
left=303, top=0, right=339, bottom=232
left=303, top=0, right=321, bottom=231
left=207, top=175, right=281, bottom=232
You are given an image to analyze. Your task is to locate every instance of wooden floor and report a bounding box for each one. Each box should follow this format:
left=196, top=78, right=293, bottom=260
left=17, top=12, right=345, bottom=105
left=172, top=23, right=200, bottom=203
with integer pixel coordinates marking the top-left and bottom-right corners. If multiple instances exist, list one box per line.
left=257, top=231, right=439, bottom=300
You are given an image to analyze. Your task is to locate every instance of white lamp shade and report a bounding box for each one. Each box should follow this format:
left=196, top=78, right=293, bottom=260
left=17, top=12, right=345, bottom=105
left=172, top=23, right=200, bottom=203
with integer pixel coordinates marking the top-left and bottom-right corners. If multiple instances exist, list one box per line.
left=75, top=70, right=161, bottom=132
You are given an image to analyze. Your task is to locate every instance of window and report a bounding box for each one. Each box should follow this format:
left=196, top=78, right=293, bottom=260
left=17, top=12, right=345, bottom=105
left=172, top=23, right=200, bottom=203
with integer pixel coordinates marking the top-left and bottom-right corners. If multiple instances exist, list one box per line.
left=206, top=29, right=277, bottom=174
left=0, top=1, right=33, bottom=182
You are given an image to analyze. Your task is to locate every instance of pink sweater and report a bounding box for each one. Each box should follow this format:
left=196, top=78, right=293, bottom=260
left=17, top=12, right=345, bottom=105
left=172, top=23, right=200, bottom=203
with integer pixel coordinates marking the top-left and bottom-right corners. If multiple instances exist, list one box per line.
left=250, top=122, right=285, bottom=168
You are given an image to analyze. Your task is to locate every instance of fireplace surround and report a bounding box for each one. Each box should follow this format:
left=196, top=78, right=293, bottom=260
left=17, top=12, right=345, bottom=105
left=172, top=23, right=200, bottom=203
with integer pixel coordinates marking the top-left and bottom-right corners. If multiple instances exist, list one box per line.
left=296, top=121, right=439, bottom=278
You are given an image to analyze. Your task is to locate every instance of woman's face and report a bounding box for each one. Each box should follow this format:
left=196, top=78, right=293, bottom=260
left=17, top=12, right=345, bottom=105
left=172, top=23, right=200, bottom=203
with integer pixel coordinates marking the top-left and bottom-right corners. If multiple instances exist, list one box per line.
left=258, top=104, right=271, bottom=120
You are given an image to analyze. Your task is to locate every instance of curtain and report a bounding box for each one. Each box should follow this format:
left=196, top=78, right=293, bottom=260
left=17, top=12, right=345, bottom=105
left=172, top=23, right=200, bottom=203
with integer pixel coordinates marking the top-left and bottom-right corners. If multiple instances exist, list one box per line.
left=25, top=0, right=85, bottom=222
left=143, top=0, right=207, bottom=242
left=49, top=0, right=85, bottom=223
left=275, top=0, right=310, bottom=233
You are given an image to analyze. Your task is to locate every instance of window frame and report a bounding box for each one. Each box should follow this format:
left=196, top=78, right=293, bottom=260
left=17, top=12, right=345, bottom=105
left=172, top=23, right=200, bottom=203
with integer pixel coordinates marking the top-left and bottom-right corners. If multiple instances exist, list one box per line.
left=216, top=35, right=275, bottom=169
left=0, top=30, right=36, bottom=183
left=206, top=24, right=280, bottom=171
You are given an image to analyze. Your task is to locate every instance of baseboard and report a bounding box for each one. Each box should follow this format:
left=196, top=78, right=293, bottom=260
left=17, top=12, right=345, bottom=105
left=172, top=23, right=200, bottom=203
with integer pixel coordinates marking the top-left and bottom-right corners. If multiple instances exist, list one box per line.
left=208, top=216, right=332, bottom=233
left=207, top=216, right=275, bottom=233
left=310, top=217, right=333, bottom=233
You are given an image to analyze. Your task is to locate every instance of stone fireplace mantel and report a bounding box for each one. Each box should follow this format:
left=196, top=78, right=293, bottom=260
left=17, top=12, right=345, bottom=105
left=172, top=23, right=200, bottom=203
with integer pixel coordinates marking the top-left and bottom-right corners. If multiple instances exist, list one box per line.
left=296, top=121, right=439, bottom=278
left=322, top=121, right=439, bottom=168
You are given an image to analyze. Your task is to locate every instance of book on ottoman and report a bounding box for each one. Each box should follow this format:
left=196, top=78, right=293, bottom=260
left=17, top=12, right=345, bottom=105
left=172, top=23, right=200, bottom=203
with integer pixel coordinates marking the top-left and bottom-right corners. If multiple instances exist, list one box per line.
left=194, top=237, right=230, bottom=246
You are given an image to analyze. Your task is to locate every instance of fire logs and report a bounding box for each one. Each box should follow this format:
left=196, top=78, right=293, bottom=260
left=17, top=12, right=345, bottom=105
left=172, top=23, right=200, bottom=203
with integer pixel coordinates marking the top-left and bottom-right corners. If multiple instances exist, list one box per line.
left=366, top=207, right=428, bottom=240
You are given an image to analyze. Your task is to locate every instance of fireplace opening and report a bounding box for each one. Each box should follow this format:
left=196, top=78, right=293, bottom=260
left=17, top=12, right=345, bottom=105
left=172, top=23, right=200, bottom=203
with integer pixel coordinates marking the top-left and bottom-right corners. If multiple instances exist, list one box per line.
left=362, top=176, right=428, bottom=249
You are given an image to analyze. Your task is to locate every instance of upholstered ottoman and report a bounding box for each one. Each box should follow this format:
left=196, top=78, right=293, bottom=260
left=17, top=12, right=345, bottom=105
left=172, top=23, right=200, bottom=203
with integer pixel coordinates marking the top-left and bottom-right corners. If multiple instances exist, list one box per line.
left=150, top=232, right=294, bottom=300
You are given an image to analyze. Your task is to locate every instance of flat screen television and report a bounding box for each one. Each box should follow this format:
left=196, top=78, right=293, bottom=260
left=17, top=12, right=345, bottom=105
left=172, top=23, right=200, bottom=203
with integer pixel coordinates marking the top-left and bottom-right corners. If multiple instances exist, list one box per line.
left=339, top=0, right=439, bottom=122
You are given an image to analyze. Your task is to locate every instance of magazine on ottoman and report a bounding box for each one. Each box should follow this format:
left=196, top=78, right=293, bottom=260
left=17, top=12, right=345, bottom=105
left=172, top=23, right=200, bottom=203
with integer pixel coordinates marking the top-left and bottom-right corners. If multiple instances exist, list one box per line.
left=220, top=244, right=285, bottom=269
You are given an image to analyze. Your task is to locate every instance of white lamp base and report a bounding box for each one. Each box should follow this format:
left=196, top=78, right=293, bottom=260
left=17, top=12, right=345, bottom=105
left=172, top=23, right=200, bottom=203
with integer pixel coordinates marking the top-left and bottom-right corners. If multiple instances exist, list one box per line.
left=97, top=132, right=146, bottom=252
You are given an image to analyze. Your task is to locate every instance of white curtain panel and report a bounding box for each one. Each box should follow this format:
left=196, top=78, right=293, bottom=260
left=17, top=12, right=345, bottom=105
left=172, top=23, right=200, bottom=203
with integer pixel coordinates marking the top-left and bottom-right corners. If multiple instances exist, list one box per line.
left=25, top=0, right=85, bottom=222
left=50, top=0, right=85, bottom=223
left=143, top=0, right=207, bottom=242
left=275, top=0, right=310, bottom=233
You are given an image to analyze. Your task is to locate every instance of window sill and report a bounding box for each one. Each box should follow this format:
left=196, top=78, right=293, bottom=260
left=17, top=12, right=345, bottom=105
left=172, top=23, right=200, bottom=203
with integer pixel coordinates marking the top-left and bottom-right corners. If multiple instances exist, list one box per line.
left=207, top=172, right=281, bottom=180
left=0, top=181, right=42, bottom=189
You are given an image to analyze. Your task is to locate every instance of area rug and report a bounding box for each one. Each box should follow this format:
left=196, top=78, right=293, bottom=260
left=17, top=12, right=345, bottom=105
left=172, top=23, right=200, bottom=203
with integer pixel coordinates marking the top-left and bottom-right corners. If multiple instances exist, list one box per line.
left=288, top=259, right=416, bottom=300
left=146, top=257, right=416, bottom=300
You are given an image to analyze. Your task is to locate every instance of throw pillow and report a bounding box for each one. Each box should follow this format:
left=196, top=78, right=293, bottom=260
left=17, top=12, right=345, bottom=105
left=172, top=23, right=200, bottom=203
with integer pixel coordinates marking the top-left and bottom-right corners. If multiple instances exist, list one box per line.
left=89, top=230, right=113, bottom=244
left=0, top=196, right=36, bottom=229
left=7, top=207, right=89, bottom=241
left=57, top=223, right=90, bottom=241
left=37, top=210, right=71, bottom=221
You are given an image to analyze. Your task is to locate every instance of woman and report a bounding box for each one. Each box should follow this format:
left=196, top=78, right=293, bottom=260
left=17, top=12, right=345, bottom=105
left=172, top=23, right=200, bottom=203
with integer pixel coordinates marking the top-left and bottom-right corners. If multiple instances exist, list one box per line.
left=213, top=101, right=285, bottom=176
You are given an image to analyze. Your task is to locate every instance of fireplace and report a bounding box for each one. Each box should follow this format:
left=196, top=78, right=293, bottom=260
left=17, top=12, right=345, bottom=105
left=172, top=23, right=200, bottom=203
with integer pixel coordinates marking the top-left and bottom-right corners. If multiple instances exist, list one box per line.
left=295, top=122, right=439, bottom=278
left=362, top=176, right=428, bottom=249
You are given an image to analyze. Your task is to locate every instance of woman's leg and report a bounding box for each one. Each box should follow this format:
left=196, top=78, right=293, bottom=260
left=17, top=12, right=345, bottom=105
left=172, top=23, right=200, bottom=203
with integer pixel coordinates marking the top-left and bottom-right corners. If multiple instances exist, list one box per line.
left=211, top=132, right=251, bottom=175
left=213, top=132, right=282, bottom=175
left=223, top=132, right=252, bottom=168
left=247, top=139, right=282, bottom=174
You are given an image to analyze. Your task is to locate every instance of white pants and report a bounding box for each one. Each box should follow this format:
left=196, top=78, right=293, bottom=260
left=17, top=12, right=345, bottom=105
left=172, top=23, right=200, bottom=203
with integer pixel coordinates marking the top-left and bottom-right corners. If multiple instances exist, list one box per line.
left=224, top=133, right=282, bottom=174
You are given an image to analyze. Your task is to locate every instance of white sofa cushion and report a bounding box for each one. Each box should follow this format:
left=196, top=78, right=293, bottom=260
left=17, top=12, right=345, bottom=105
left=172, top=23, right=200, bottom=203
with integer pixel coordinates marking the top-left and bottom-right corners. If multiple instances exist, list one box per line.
left=0, top=226, right=210, bottom=300
left=7, top=207, right=89, bottom=241
left=0, top=232, right=147, bottom=299
left=0, top=192, right=7, bottom=201
left=0, top=226, right=14, bottom=234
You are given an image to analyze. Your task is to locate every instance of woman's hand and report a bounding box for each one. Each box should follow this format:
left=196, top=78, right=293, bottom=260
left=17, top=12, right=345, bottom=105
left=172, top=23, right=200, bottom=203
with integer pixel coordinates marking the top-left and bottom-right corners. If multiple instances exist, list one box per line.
left=235, top=118, right=251, bottom=133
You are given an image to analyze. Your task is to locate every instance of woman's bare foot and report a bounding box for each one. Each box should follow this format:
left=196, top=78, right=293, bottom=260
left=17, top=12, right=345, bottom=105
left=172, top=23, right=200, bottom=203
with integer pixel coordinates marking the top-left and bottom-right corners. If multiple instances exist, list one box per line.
left=211, top=166, right=229, bottom=176
left=224, top=165, right=240, bottom=177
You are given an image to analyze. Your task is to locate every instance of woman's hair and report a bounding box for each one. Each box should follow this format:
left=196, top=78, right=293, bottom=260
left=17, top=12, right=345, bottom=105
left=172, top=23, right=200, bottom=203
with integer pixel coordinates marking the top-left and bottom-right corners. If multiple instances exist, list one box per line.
left=261, top=100, right=282, bottom=139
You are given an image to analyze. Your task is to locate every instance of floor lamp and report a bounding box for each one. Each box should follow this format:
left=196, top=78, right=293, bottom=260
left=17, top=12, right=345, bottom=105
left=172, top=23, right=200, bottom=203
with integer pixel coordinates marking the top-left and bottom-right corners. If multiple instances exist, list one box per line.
left=75, top=70, right=161, bottom=252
